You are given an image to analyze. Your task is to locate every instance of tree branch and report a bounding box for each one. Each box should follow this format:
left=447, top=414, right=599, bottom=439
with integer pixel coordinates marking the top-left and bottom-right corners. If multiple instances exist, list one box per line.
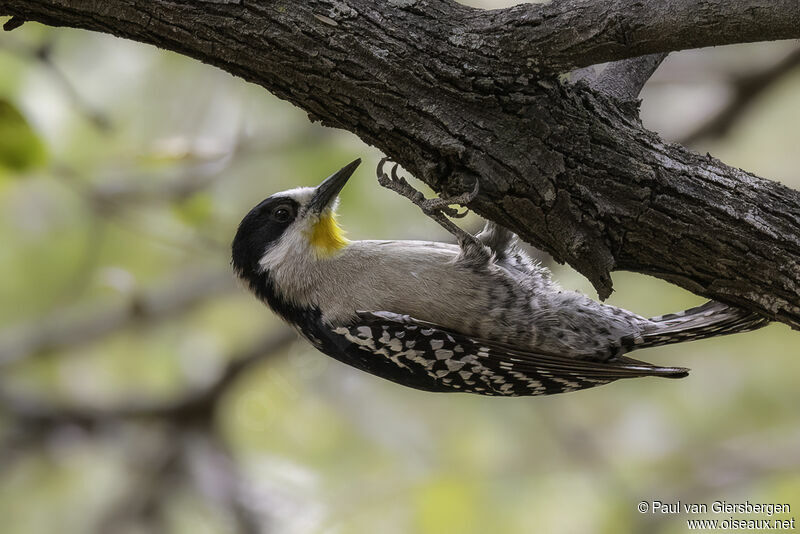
left=0, top=328, right=296, bottom=427
left=2, top=1, right=798, bottom=75
left=475, top=1, right=800, bottom=72
left=0, top=329, right=295, bottom=533
left=679, top=47, right=800, bottom=145
left=184, top=430, right=265, bottom=534
left=0, top=269, right=235, bottom=366
left=572, top=53, right=668, bottom=103
left=95, top=436, right=181, bottom=534
left=1, top=2, right=799, bottom=327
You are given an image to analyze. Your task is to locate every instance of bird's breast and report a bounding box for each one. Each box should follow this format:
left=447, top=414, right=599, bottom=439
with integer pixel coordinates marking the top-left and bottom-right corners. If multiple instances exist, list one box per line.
left=302, top=240, right=532, bottom=344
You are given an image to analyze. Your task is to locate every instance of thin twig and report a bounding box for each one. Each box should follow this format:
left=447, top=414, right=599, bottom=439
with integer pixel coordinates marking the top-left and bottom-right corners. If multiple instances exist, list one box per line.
left=680, top=47, right=800, bottom=145
left=1, top=37, right=111, bottom=130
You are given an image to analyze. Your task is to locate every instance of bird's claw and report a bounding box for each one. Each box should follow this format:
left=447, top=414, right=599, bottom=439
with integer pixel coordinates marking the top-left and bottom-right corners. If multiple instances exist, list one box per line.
left=419, top=179, right=480, bottom=219
left=376, top=157, right=485, bottom=251
left=376, top=157, right=478, bottom=221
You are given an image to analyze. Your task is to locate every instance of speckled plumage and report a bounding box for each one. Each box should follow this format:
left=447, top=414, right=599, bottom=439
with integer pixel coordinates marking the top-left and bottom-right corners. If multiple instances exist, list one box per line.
left=231, top=160, right=769, bottom=397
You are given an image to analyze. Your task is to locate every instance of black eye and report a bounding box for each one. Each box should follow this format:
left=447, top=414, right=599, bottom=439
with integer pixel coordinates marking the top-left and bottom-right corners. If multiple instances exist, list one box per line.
left=272, top=205, right=292, bottom=223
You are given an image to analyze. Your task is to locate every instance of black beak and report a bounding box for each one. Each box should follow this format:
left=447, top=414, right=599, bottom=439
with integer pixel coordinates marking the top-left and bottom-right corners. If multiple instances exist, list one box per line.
left=307, top=158, right=361, bottom=214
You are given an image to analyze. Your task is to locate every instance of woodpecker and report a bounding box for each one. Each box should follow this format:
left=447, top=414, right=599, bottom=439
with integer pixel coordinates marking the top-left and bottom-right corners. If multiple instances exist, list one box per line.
left=231, top=159, right=769, bottom=397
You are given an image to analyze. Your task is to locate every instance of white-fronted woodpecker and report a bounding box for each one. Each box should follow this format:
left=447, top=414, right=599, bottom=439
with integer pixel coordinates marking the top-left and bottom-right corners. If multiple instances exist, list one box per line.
left=231, top=159, right=769, bottom=396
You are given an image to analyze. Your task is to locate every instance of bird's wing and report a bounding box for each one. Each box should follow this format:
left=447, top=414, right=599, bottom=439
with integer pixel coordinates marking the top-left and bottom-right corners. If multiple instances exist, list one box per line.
left=326, top=311, right=688, bottom=397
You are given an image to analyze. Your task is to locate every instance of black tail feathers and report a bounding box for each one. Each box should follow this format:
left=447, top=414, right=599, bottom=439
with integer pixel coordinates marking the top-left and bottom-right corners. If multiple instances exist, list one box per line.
left=624, top=300, right=769, bottom=351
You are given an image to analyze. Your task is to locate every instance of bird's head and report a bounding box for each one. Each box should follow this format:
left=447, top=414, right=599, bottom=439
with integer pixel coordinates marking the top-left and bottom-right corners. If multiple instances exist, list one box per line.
left=231, top=158, right=360, bottom=287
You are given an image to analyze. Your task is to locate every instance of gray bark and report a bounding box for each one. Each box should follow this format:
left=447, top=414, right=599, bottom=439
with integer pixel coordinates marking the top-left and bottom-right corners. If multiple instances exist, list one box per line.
left=572, top=53, right=668, bottom=103
left=2, top=0, right=800, bottom=328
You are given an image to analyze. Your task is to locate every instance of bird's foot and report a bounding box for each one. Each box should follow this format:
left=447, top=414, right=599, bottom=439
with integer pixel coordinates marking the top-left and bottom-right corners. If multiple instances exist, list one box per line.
left=376, top=157, right=482, bottom=250
left=415, top=184, right=479, bottom=220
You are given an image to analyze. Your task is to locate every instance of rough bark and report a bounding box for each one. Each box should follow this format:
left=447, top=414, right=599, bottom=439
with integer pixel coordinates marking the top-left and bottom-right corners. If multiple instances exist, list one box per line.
left=572, top=53, right=668, bottom=104
left=2, top=1, right=800, bottom=328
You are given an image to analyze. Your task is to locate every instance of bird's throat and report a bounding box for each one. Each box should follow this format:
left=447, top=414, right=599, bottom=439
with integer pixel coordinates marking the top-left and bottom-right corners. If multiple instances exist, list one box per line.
left=308, top=212, right=349, bottom=257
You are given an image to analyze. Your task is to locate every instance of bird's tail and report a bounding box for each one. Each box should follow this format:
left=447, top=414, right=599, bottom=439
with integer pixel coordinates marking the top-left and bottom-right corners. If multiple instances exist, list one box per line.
left=629, top=300, right=769, bottom=350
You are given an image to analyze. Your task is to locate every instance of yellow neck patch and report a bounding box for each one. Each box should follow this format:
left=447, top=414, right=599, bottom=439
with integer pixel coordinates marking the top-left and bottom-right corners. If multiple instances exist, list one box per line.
left=307, top=212, right=349, bottom=257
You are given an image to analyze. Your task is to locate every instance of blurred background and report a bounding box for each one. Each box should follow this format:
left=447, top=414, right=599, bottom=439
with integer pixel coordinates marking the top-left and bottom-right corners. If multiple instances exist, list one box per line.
left=0, top=1, right=799, bottom=532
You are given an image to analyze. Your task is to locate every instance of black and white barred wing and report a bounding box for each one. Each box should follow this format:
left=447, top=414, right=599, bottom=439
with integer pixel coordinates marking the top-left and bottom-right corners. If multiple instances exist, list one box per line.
left=327, top=311, right=689, bottom=397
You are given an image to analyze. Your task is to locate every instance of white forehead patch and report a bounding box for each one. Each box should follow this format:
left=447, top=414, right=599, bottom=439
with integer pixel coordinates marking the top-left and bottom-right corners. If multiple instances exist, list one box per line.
left=271, top=186, right=341, bottom=215
left=276, top=186, right=315, bottom=206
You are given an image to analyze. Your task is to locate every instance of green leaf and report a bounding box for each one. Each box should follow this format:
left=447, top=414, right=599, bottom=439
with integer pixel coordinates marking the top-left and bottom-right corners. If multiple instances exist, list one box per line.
left=0, top=98, right=47, bottom=174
